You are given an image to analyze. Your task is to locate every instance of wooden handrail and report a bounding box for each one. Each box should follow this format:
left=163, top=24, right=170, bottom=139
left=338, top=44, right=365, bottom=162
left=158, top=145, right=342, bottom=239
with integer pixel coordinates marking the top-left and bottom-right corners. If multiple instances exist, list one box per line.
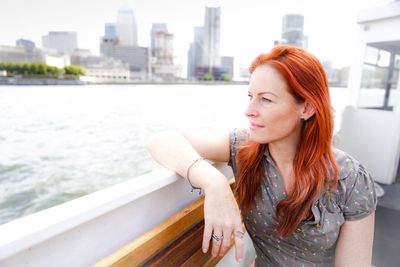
left=93, top=178, right=238, bottom=267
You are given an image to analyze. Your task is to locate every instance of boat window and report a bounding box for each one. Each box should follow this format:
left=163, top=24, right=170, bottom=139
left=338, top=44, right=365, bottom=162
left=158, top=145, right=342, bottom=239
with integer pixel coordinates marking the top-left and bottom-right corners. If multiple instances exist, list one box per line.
left=395, top=54, right=400, bottom=69
left=364, top=46, right=390, bottom=67
left=358, top=43, right=400, bottom=111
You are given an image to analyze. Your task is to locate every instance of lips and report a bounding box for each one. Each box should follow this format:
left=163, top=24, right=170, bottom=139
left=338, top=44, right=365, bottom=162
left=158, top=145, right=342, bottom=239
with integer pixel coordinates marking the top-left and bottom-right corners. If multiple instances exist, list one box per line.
left=250, top=122, right=264, bottom=128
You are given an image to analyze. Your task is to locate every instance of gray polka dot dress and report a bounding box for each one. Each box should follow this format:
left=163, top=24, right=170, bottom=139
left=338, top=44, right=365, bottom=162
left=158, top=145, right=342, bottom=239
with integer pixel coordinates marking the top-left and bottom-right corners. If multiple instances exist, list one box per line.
left=228, top=129, right=377, bottom=267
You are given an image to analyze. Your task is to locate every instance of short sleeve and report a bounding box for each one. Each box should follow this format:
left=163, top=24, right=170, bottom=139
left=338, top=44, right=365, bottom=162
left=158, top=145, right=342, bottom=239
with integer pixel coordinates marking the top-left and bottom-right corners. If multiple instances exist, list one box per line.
left=227, top=128, right=248, bottom=176
left=340, top=163, right=378, bottom=221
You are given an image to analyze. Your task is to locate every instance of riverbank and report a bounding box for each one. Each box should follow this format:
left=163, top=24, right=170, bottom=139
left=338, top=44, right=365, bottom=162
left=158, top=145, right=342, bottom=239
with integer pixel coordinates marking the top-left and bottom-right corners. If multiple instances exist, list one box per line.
left=0, top=77, right=248, bottom=86
left=0, top=77, right=83, bottom=86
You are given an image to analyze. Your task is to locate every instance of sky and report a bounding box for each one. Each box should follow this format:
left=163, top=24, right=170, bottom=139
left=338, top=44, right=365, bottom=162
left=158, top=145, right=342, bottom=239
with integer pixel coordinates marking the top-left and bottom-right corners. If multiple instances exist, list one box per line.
left=0, top=0, right=392, bottom=77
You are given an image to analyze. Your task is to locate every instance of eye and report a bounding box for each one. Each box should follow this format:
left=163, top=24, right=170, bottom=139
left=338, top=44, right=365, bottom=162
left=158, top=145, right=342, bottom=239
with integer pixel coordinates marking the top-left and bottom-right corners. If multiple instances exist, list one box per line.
left=248, top=94, right=253, bottom=100
left=262, top=97, right=272, bottom=103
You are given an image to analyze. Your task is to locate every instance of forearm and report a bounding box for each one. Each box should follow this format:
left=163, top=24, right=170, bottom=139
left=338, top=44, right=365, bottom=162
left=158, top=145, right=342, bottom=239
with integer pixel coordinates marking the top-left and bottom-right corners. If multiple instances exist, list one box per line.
left=146, top=131, right=229, bottom=192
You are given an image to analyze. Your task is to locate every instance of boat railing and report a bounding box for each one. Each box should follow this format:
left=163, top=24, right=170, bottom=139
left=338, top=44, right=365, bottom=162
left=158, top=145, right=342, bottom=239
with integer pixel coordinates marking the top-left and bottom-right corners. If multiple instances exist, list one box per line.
left=0, top=162, right=254, bottom=267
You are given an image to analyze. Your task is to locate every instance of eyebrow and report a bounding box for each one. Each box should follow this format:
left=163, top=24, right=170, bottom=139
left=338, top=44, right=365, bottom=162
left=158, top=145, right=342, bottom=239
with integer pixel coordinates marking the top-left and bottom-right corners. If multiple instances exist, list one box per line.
left=248, top=91, right=278, bottom=97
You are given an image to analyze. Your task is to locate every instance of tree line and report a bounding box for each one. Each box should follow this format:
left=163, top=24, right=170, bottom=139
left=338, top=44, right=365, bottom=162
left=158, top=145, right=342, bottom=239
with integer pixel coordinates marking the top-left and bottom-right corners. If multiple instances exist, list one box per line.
left=0, top=62, right=85, bottom=79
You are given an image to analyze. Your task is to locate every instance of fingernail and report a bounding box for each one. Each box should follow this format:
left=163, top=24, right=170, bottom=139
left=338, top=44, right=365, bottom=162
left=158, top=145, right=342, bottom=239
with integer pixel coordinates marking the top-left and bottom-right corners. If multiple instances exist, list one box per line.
left=203, top=248, right=207, bottom=253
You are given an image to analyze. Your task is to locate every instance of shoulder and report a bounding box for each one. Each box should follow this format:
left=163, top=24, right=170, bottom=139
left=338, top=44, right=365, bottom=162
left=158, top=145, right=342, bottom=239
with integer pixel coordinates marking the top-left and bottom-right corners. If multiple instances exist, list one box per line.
left=332, top=148, right=365, bottom=180
left=229, top=128, right=249, bottom=147
left=331, top=148, right=377, bottom=220
left=228, top=128, right=249, bottom=173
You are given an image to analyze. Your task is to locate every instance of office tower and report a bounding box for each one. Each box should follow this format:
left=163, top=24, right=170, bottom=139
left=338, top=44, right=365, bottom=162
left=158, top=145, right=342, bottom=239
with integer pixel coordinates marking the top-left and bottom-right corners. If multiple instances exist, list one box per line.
left=105, top=23, right=117, bottom=38
left=100, top=6, right=149, bottom=80
left=187, top=6, right=223, bottom=80
left=275, top=14, right=308, bottom=49
left=42, top=31, right=78, bottom=54
left=187, top=27, right=204, bottom=78
left=151, top=23, right=168, bottom=56
left=116, top=6, right=138, bottom=46
left=202, top=6, right=221, bottom=68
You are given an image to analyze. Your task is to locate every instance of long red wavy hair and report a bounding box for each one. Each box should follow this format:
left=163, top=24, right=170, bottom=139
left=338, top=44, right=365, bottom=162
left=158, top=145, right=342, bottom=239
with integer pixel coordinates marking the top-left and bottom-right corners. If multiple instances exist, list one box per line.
left=234, top=45, right=339, bottom=237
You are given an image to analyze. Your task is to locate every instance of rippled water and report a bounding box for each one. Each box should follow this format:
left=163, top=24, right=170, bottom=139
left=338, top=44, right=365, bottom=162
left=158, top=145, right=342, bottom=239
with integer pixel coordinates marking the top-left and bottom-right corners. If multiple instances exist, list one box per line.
left=0, top=84, right=348, bottom=225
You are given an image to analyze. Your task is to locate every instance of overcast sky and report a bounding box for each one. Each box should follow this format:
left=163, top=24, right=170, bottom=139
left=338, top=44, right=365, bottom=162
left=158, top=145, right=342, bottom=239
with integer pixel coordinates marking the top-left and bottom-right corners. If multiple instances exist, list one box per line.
left=0, top=0, right=392, bottom=76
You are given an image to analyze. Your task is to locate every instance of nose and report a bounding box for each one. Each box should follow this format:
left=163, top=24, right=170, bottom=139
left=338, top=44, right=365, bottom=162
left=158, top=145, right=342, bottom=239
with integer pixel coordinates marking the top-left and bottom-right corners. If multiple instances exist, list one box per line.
left=245, top=100, right=258, bottom=118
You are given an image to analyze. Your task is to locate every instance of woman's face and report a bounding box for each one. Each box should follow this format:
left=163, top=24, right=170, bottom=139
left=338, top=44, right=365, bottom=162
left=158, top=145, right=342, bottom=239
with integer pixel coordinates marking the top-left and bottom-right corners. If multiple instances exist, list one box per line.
left=245, top=64, right=306, bottom=144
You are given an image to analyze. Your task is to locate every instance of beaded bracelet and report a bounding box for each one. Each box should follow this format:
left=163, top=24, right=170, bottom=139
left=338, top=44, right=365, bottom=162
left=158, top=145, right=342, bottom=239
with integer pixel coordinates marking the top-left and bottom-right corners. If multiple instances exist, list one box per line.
left=186, top=157, right=204, bottom=195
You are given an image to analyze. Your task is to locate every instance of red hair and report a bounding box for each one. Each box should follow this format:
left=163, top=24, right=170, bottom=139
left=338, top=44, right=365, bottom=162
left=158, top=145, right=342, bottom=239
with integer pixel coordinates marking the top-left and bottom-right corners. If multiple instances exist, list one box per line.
left=234, top=45, right=339, bottom=237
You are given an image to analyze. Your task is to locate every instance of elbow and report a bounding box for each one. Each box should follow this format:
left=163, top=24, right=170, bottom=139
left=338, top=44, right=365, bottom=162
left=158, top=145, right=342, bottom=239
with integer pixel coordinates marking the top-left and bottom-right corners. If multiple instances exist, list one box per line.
left=145, top=131, right=181, bottom=153
left=145, top=133, right=160, bottom=154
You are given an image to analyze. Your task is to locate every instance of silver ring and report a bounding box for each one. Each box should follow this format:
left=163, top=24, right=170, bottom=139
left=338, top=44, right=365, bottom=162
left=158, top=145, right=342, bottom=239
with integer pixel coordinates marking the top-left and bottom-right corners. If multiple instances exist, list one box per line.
left=233, top=230, right=244, bottom=239
left=212, top=233, right=223, bottom=242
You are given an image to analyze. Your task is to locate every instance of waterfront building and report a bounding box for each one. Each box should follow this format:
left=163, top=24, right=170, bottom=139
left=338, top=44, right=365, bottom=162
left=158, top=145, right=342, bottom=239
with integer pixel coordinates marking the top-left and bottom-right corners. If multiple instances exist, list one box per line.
left=322, top=60, right=334, bottom=82
left=150, top=23, right=177, bottom=81
left=187, top=26, right=204, bottom=79
left=151, top=23, right=168, bottom=57
left=42, top=31, right=78, bottom=54
left=70, top=49, right=130, bottom=82
left=0, top=45, right=43, bottom=63
left=274, top=14, right=308, bottom=49
left=116, top=5, right=138, bottom=47
left=322, top=60, right=350, bottom=87
left=16, top=39, right=36, bottom=51
left=0, top=45, right=69, bottom=68
left=100, top=38, right=149, bottom=80
left=239, top=64, right=250, bottom=81
left=221, top=56, right=234, bottom=80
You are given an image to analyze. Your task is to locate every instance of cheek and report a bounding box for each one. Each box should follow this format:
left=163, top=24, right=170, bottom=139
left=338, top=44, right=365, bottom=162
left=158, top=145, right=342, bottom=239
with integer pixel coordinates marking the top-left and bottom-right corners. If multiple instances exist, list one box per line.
left=263, top=108, right=300, bottom=135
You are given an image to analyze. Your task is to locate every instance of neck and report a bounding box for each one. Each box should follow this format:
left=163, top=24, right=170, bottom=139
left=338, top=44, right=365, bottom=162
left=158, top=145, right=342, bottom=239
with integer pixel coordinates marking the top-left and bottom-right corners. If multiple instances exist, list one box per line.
left=268, top=132, right=301, bottom=169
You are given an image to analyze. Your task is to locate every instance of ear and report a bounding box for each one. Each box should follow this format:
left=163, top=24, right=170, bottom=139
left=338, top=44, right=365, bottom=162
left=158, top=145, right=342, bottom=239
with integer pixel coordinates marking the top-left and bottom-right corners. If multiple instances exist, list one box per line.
left=301, top=102, right=315, bottom=121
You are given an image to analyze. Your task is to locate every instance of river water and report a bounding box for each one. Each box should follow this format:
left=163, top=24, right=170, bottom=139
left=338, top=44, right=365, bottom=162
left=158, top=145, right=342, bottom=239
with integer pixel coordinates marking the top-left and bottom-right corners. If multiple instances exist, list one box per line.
left=0, top=84, right=349, bottom=225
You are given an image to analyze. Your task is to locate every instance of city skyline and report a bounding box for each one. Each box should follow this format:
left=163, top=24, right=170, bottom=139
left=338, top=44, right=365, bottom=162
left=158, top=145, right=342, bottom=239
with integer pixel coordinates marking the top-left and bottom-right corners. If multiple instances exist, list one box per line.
left=0, top=0, right=392, bottom=77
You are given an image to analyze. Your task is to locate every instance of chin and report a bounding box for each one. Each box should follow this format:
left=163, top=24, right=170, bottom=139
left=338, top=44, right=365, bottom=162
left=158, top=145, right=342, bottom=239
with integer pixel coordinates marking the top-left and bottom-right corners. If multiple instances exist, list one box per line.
left=248, top=131, right=270, bottom=144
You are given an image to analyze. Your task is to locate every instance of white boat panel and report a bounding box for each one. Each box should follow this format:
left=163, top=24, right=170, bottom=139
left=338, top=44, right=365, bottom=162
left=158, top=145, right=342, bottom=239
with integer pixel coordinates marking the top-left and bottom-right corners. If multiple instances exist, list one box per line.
left=0, top=163, right=235, bottom=267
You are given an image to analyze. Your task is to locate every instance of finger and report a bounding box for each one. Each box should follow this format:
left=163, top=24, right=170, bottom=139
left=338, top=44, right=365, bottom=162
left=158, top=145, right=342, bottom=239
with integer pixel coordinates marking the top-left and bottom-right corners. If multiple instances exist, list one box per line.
left=233, top=228, right=245, bottom=263
left=202, top=223, right=213, bottom=253
left=219, top=226, right=234, bottom=256
left=211, top=228, right=223, bottom=257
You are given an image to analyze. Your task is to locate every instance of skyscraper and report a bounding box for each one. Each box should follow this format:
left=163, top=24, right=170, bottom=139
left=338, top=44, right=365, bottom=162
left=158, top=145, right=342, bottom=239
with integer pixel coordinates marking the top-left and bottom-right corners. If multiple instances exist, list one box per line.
left=275, top=14, right=308, bottom=49
left=116, top=6, right=138, bottom=46
left=187, top=26, right=204, bottom=78
left=104, top=23, right=117, bottom=39
left=187, top=6, right=222, bottom=80
left=202, top=6, right=221, bottom=68
left=100, top=7, right=148, bottom=80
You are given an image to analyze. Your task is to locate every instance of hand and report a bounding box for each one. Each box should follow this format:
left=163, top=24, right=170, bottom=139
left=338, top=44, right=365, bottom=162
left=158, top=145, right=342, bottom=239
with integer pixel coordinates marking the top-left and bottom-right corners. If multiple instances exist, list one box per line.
left=202, top=178, right=244, bottom=263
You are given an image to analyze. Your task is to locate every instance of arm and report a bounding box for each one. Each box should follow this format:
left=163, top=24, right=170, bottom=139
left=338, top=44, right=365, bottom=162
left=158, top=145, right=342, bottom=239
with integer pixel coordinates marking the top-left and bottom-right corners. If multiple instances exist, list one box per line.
left=145, top=130, right=230, bottom=189
left=146, top=130, right=244, bottom=262
left=335, top=212, right=375, bottom=267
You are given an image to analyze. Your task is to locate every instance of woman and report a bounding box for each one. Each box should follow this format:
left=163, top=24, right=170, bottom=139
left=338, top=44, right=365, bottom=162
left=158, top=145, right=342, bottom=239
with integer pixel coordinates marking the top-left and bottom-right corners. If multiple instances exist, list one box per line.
left=146, top=45, right=377, bottom=266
